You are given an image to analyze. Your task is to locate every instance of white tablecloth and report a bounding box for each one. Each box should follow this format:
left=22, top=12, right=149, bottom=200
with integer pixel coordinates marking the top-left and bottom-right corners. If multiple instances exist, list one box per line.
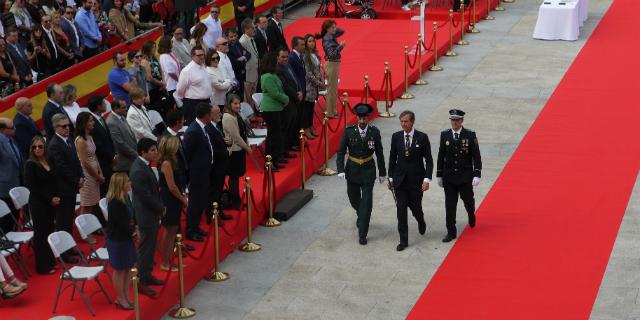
left=533, top=0, right=589, bottom=41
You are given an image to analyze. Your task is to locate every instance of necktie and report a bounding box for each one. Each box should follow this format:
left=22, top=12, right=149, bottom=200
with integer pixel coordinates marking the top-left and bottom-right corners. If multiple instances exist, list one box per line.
left=8, top=139, right=21, bottom=166
left=405, top=134, right=411, bottom=150
left=203, top=128, right=214, bottom=163
left=251, top=38, right=258, bottom=55
left=278, top=23, right=283, bottom=34
left=454, top=132, right=459, bottom=140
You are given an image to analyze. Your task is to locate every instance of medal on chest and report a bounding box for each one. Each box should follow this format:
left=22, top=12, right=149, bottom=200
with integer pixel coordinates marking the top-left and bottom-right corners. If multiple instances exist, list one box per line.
left=461, top=139, right=469, bottom=152
left=368, top=140, right=375, bottom=150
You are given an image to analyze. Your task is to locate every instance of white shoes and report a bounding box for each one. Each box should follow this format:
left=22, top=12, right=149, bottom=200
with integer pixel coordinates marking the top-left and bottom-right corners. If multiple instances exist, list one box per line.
left=401, top=4, right=410, bottom=10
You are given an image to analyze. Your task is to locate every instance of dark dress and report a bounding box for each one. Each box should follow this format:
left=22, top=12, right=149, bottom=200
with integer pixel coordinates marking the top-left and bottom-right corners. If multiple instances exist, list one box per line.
left=159, top=161, right=186, bottom=227
left=106, top=198, right=137, bottom=270
left=26, top=42, right=54, bottom=79
left=0, top=53, right=16, bottom=96
left=23, top=160, right=57, bottom=274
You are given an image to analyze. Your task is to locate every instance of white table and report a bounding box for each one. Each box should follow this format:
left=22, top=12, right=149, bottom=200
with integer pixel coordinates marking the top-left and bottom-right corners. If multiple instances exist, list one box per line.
left=533, top=0, right=589, bottom=41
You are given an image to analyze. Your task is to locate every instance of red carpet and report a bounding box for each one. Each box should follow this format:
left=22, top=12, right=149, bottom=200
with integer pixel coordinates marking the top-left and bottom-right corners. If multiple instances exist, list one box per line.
left=408, top=0, right=640, bottom=319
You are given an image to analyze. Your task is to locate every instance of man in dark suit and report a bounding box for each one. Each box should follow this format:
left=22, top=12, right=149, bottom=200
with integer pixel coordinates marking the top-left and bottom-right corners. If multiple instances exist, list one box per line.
left=233, top=0, right=255, bottom=33
left=226, top=27, right=251, bottom=99
left=47, top=114, right=83, bottom=264
left=61, top=7, right=84, bottom=61
left=129, top=138, right=165, bottom=296
left=276, top=48, right=302, bottom=157
left=436, top=109, right=482, bottom=243
left=5, top=29, right=33, bottom=87
left=0, top=118, right=22, bottom=233
left=266, top=6, right=288, bottom=53
left=42, top=83, right=73, bottom=140
left=254, top=15, right=269, bottom=60
left=388, top=110, right=433, bottom=251
left=183, top=103, right=214, bottom=242
left=106, top=99, right=138, bottom=173
left=41, top=15, right=61, bottom=73
left=13, top=97, right=41, bottom=159
left=206, top=106, right=233, bottom=222
left=87, top=96, right=115, bottom=198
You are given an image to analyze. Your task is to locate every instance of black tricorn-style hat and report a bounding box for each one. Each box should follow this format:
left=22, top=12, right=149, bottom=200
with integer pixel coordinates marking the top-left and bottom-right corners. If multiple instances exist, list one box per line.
left=449, top=109, right=465, bottom=120
left=353, top=103, right=375, bottom=117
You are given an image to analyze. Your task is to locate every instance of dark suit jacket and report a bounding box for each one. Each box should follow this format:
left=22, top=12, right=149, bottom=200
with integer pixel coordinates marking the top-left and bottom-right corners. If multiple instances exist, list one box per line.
left=228, top=41, right=250, bottom=83
left=42, top=28, right=60, bottom=65
left=129, top=157, right=164, bottom=228
left=183, top=121, right=213, bottom=187
left=0, top=136, right=21, bottom=198
left=5, top=42, right=31, bottom=82
left=160, top=129, right=189, bottom=183
left=266, top=18, right=288, bottom=52
left=388, top=130, right=433, bottom=188
left=288, top=51, right=306, bottom=99
left=90, top=114, right=115, bottom=176
left=233, top=0, right=255, bottom=22
left=206, top=122, right=229, bottom=176
left=13, top=113, right=41, bottom=159
left=47, top=134, right=83, bottom=196
left=42, top=101, right=74, bottom=140
left=436, top=127, right=482, bottom=184
left=254, top=28, right=269, bottom=60
left=60, top=18, right=84, bottom=57
left=276, top=64, right=300, bottom=103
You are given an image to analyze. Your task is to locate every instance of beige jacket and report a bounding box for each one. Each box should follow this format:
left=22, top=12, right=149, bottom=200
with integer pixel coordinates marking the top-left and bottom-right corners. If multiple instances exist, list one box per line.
left=238, top=34, right=259, bottom=83
left=222, top=112, right=250, bottom=152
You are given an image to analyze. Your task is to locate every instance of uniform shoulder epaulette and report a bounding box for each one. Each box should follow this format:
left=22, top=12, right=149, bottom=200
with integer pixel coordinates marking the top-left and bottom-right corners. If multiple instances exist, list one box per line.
left=466, top=128, right=475, bottom=133
left=369, top=125, right=379, bottom=131
left=347, top=124, right=357, bottom=129
left=441, top=129, right=449, bottom=133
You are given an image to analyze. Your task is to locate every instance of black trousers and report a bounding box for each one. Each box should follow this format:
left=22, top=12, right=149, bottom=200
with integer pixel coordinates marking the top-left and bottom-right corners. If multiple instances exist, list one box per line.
left=300, top=100, right=316, bottom=129
left=55, top=193, right=76, bottom=235
left=209, top=172, right=226, bottom=216
left=263, top=110, right=283, bottom=162
left=443, top=180, right=475, bottom=236
left=453, top=0, right=471, bottom=10
left=395, top=182, right=425, bottom=245
left=182, top=98, right=209, bottom=126
left=347, top=181, right=374, bottom=239
left=282, top=103, right=299, bottom=151
left=137, top=224, right=159, bottom=281
left=186, top=185, right=209, bottom=236
left=31, top=200, right=56, bottom=273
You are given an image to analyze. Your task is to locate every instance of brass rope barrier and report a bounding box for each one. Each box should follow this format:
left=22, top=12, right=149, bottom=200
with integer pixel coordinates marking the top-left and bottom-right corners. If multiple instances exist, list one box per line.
left=470, top=0, right=480, bottom=33
left=415, top=34, right=427, bottom=85
left=380, top=62, right=396, bottom=117
left=429, top=22, right=444, bottom=72
left=445, top=10, right=458, bottom=57
left=342, top=92, right=349, bottom=128
left=458, top=4, right=470, bottom=45
left=317, top=113, right=338, bottom=175
left=485, top=0, right=495, bottom=20
left=300, top=129, right=306, bottom=190
left=239, top=177, right=261, bottom=252
left=399, top=47, right=414, bottom=100
left=168, top=234, right=196, bottom=319
left=205, top=203, right=229, bottom=282
left=131, top=268, right=140, bottom=320
left=262, top=157, right=281, bottom=227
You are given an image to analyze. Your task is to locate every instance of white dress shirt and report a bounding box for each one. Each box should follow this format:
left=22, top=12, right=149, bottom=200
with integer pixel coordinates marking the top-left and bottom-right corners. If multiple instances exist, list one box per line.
left=452, top=128, right=462, bottom=138
left=159, top=53, right=180, bottom=91
left=175, top=61, right=211, bottom=100
left=217, top=51, right=237, bottom=84
left=206, top=66, right=233, bottom=106
left=201, top=15, right=222, bottom=50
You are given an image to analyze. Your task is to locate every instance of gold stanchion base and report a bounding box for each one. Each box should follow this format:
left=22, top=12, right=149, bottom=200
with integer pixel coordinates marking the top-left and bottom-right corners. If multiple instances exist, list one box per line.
left=457, top=40, right=469, bottom=45
left=429, top=65, right=443, bottom=72
left=445, top=50, right=458, bottom=56
left=262, top=217, right=281, bottom=227
left=205, top=270, right=229, bottom=282
left=239, top=242, right=262, bottom=252
left=470, top=26, right=480, bottom=33
left=379, top=111, right=396, bottom=118
left=485, top=15, right=495, bottom=20
left=317, top=167, right=337, bottom=176
left=399, top=93, right=414, bottom=99
left=168, top=307, right=196, bottom=319
left=415, top=79, right=428, bottom=85
left=503, top=0, right=514, bottom=3
left=495, top=5, right=505, bottom=11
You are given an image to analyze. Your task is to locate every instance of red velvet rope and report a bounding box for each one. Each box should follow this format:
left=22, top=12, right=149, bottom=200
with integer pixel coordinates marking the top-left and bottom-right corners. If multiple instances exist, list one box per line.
left=406, top=44, right=421, bottom=69
left=327, top=114, right=345, bottom=133
left=147, top=243, right=177, bottom=300
left=219, top=194, right=245, bottom=237
left=182, top=220, right=215, bottom=260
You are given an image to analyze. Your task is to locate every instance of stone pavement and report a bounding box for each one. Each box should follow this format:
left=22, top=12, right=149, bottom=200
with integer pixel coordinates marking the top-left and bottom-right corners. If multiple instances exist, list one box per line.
left=161, top=0, right=626, bottom=318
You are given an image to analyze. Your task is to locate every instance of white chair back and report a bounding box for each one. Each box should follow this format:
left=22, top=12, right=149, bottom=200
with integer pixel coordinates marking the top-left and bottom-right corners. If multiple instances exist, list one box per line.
left=240, top=102, right=254, bottom=122
left=0, top=199, right=11, bottom=219
left=252, top=93, right=263, bottom=111
left=75, top=214, right=102, bottom=240
left=9, top=187, right=29, bottom=209
left=147, top=110, right=164, bottom=127
left=98, top=198, right=108, bottom=221
left=47, top=231, right=76, bottom=258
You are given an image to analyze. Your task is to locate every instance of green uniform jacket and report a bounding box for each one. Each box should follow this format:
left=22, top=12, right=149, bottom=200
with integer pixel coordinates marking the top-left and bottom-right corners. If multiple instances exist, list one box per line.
left=336, top=125, right=387, bottom=185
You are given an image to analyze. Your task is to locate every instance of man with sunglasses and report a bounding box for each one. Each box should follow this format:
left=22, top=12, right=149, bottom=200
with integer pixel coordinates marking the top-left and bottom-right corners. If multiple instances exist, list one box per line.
left=199, top=4, right=222, bottom=52
left=0, top=118, right=22, bottom=233
left=61, top=6, right=84, bottom=61
left=176, top=46, right=212, bottom=125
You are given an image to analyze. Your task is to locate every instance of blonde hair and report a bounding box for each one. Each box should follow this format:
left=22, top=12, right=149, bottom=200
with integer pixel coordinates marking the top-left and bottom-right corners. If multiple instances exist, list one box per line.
left=106, top=172, right=129, bottom=203
left=158, top=135, right=179, bottom=170
left=129, top=87, right=145, bottom=101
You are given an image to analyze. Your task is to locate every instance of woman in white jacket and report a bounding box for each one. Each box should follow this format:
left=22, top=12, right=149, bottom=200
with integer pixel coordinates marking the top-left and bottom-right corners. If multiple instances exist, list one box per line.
left=205, top=50, right=234, bottom=111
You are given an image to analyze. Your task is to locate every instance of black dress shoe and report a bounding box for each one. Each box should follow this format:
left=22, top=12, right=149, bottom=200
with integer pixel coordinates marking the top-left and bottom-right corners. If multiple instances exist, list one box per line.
left=359, top=237, right=367, bottom=245
left=183, top=243, right=196, bottom=251
left=219, top=212, right=233, bottom=220
left=143, top=276, right=165, bottom=286
left=418, top=221, right=426, bottom=235
left=186, top=234, right=204, bottom=242
left=138, top=283, right=157, bottom=297
left=283, top=152, right=297, bottom=158
left=442, top=234, right=457, bottom=243
left=396, top=243, right=407, bottom=251
left=469, top=213, right=476, bottom=228
left=290, top=146, right=300, bottom=152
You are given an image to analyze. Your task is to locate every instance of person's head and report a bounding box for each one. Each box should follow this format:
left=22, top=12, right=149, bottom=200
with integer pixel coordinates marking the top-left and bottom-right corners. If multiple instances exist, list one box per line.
left=15, top=97, right=33, bottom=116
left=224, top=94, right=241, bottom=115
left=137, top=138, right=158, bottom=162
left=129, top=87, right=145, bottom=105
left=191, top=46, right=205, bottom=65
left=90, top=0, right=100, bottom=11
left=87, top=95, right=106, bottom=114
left=215, top=37, right=229, bottom=53
left=79, top=0, right=93, bottom=10
left=28, top=135, right=47, bottom=161
left=172, top=26, right=185, bottom=41
left=113, top=51, right=127, bottom=69
left=106, top=172, right=130, bottom=202
left=255, top=15, right=268, bottom=30
left=51, top=11, right=61, bottom=27
left=41, top=14, right=52, bottom=30
left=141, top=41, right=156, bottom=58
left=6, top=29, right=18, bottom=44
left=75, top=111, right=94, bottom=138
left=0, top=117, right=15, bottom=138
left=304, top=34, right=317, bottom=53
left=259, top=51, right=278, bottom=75
left=399, top=110, right=415, bottom=133
left=113, top=0, right=123, bottom=10
left=52, top=113, right=71, bottom=137
left=30, top=26, right=43, bottom=42
left=241, top=18, right=255, bottom=37
left=321, top=19, right=337, bottom=37
left=277, top=48, right=289, bottom=65
left=195, top=102, right=212, bottom=123
left=448, top=109, right=465, bottom=130
left=353, top=103, right=373, bottom=129
left=158, top=135, right=179, bottom=168
left=64, top=6, right=75, bottom=20
left=61, top=85, right=76, bottom=107
left=205, top=49, right=220, bottom=67
left=225, top=27, right=238, bottom=43
left=1, top=0, right=11, bottom=13
left=291, top=36, right=304, bottom=53
left=127, top=50, right=142, bottom=65
left=192, top=22, right=207, bottom=40
left=272, top=5, right=284, bottom=21
left=111, top=99, right=128, bottom=116
left=210, top=4, right=220, bottom=20
left=165, top=109, right=184, bottom=131
left=210, top=103, right=222, bottom=123
left=157, top=36, right=172, bottom=55
left=47, top=83, right=64, bottom=104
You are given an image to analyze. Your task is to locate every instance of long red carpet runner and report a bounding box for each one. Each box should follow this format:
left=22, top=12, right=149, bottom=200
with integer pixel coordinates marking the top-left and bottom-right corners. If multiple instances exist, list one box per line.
left=407, top=0, right=640, bottom=319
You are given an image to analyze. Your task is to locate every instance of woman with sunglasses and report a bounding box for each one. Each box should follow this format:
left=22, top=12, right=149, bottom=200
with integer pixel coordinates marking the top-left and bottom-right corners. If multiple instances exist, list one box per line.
left=26, top=24, right=52, bottom=80
left=205, top=49, right=233, bottom=111
left=23, top=136, right=59, bottom=274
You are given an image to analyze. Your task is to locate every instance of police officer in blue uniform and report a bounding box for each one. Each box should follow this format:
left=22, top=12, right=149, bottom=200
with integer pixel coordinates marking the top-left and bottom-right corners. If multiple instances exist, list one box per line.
left=336, top=103, right=386, bottom=245
left=436, top=109, right=482, bottom=243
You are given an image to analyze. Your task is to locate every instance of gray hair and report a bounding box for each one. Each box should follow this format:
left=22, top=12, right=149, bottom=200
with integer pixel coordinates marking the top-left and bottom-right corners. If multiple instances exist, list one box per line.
left=399, top=110, right=415, bottom=123
left=51, top=113, right=69, bottom=127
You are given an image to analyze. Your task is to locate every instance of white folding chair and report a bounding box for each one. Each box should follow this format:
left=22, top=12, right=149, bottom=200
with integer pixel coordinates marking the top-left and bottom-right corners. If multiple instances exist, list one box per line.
left=0, top=200, right=30, bottom=278
left=48, top=231, right=112, bottom=316
left=147, top=109, right=165, bottom=127
left=0, top=200, right=33, bottom=244
left=74, top=214, right=109, bottom=274
left=9, top=187, right=32, bottom=230
left=98, top=198, right=108, bottom=221
left=251, top=93, right=263, bottom=112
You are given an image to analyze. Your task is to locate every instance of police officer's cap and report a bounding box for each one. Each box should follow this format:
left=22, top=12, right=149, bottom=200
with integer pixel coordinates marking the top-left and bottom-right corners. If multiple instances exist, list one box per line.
left=449, top=109, right=465, bottom=120
left=353, top=103, right=375, bottom=117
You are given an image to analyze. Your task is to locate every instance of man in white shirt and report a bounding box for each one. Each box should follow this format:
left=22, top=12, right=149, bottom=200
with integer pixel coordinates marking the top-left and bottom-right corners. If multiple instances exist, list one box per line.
left=197, top=4, right=222, bottom=51
left=215, top=37, right=238, bottom=88
left=176, top=46, right=212, bottom=125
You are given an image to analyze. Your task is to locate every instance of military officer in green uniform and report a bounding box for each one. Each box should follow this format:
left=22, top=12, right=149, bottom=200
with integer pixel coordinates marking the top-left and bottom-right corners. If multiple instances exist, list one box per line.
left=336, top=103, right=386, bottom=245
left=436, top=109, right=482, bottom=243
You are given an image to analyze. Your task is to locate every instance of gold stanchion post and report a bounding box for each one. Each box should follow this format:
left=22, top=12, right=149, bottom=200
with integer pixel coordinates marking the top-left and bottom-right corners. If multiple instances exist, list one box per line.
left=470, top=0, right=480, bottom=33
left=429, top=22, right=443, bottom=72
left=445, top=10, right=458, bottom=56
left=317, top=114, right=338, bottom=175
left=342, top=92, right=349, bottom=128
left=205, top=203, right=229, bottom=282
left=168, top=234, right=196, bottom=319
left=299, top=129, right=306, bottom=190
left=262, top=157, right=281, bottom=227
left=380, top=62, right=396, bottom=117
left=239, top=177, right=261, bottom=252
left=485, top=0, right=495, bottom=20
left=415, top=34, right=427, bottom=85
left=400, top=48, right=414, bottom=100
left=131, top=268, right=140, bottom=320
left=363, top=75, right=369, bottom=103
left=458, top=4, right=469, bottom=45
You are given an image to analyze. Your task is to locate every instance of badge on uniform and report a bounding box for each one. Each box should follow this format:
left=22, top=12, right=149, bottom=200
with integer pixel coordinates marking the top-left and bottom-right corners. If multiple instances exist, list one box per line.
left=445, top=141, right=450, bottom=146
left=368, top=140, right=375, bottom=150
left=462, top=139, right=469, bottom=152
